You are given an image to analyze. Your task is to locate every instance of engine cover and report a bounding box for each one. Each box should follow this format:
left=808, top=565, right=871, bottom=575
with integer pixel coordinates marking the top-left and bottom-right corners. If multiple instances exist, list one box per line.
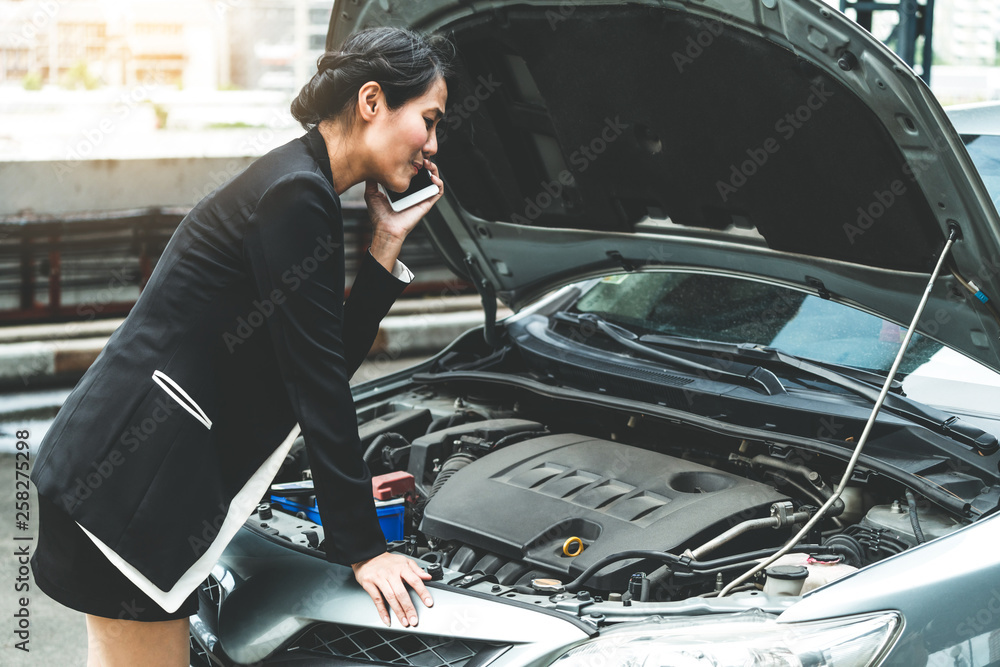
left=421, top=433, right=789, bottom=589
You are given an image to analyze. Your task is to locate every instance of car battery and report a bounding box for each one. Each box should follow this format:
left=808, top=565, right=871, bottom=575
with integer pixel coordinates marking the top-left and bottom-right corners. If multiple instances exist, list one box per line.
left=270, top=472, right=414, bottom=542
left=374, top=497, right=406, bottom=542
left=269, top=481, right=322, bottom=525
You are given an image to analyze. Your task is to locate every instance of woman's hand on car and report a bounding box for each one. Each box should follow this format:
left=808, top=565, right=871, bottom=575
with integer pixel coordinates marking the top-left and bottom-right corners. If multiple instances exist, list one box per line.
left=351, top=551, right=434, bottom=627
left=364, top=158, right=444, bottom=269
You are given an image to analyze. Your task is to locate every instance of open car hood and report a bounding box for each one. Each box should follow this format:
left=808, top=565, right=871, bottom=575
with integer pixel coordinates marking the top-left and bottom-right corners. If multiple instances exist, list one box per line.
left=330, top=0, right=1000, bottom=372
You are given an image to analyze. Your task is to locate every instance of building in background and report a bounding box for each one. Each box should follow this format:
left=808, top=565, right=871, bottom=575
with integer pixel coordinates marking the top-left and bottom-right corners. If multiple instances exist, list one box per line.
left=0, top=0, right=331, bottom=92
left=2, top=0, right=999, bottom=106
left=0, top=0, right=227, bottom=88
left=933, top=0, right=1000, bottom=66
left=224, top=0, right=331, bottom=91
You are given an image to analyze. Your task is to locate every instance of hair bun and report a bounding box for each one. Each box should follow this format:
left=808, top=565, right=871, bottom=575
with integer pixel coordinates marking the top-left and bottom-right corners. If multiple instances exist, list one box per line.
left=291, top=26, right=456, bottom=131
left=317, top=51, right=362, bottom=74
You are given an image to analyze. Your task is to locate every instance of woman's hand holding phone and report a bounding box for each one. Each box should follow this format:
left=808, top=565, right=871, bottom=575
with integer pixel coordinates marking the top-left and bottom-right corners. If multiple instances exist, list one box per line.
left=364, top=158, right=444, bottom=272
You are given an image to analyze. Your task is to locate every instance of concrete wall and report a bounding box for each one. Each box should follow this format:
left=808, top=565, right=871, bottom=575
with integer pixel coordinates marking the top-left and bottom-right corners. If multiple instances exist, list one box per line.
left=0, top=156, right=259, bottom=216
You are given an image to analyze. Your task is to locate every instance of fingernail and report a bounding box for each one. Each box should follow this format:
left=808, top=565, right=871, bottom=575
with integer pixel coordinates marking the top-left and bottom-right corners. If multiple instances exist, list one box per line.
left=409, top=615, right=418, bottom=625
left=424, top=597, right=433, bottom=606
left=382, top=616, right=390, bottom=627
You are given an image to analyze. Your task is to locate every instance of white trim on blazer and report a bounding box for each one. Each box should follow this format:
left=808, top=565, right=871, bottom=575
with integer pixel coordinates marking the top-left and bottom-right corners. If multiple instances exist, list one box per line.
left=151, top=370, right=213, bottom=430
left=74, top=253, right=412, bottom=613
left=76, top=423, right=300, bottom=613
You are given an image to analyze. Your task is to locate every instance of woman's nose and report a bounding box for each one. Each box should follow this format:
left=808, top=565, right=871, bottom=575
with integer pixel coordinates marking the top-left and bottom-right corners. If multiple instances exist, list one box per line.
left=423, top=130, right=438, bottom=157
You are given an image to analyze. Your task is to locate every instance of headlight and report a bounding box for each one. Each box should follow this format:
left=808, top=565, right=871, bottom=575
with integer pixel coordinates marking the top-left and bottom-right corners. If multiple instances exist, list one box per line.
left=551, top=609, right=899, bottom=667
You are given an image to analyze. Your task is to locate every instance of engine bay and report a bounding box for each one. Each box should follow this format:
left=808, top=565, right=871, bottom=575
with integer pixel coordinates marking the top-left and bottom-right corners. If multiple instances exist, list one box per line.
left=248, top=372, right=968, bottom=605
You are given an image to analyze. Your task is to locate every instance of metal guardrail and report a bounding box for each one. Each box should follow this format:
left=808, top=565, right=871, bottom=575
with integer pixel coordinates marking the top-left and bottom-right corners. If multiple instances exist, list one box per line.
left=0, top=203, right=472, bottom=324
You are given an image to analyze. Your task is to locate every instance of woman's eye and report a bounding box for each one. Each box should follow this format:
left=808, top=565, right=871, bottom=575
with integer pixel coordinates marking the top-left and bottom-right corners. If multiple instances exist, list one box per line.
left=425, top=118, right=434, bottom=129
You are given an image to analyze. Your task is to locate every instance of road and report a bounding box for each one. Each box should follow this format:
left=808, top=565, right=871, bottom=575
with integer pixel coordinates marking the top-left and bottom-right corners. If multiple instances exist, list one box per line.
left=0, top=354, right=431, bottom=666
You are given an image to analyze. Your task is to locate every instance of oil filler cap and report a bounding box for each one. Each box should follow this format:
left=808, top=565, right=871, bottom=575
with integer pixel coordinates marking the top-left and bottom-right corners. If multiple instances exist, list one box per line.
left=531, top=578, right=566, bottom=594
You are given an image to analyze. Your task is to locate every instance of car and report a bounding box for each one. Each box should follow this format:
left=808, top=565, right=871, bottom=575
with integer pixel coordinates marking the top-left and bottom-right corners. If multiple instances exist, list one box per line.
left=189, top=1, right=1000, bottom=665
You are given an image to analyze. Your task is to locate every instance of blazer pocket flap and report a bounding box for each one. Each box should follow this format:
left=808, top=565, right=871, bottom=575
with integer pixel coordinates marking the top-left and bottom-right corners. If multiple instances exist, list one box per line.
left=151, top=369, right=212, bottom=430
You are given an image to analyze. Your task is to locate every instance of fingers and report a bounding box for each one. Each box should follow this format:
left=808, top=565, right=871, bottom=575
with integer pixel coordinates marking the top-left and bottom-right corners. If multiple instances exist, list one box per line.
left=360, top=581, right=390, bottom=627
left=353, top=554, right=435, bottom=627
left=387, top=576, right=419, bottom=627
left=423, top=158, right=444, bottom=194
left=402, top=566, right=434, bottom=608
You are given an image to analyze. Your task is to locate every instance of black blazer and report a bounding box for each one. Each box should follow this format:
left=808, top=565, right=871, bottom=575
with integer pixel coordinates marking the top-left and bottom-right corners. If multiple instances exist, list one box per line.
left=30, top=125, right=408, bottom=597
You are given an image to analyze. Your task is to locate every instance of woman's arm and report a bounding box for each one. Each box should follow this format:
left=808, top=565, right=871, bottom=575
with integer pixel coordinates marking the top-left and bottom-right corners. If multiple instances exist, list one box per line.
left=340, top=158, right=444, bottom=378
left=243, top=170, right=388, bottom=566
left=341, top=248, right=411, bottom=379
left=243, top=170, right=433, bottom=627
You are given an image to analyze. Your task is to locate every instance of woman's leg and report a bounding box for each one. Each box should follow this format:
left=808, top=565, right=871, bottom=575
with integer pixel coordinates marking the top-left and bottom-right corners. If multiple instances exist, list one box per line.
left=85, top=614, right=189, bottom=667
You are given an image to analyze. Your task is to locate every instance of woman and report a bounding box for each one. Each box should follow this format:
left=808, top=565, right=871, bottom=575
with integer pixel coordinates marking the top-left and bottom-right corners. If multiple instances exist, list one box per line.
left=29, top=26, right=456, bottom=665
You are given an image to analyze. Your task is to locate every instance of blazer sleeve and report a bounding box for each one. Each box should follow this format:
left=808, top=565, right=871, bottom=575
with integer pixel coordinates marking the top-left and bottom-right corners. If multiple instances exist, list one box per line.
left=341, top=248, right=412, bottom=377
left=242, top=170, right=408, bottom=566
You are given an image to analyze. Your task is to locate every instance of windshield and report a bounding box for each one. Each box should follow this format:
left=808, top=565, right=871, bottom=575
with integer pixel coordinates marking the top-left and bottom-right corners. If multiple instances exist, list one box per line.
left=962, top=134, right=1000, bottom=213
left=570, top=272, right=942, bottom=375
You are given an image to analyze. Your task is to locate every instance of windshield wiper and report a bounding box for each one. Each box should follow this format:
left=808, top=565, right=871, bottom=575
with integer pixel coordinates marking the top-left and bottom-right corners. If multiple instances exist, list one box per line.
left=641, top=332, right=901, bottom=391
left=637, top=332, right=999, bottom=456
left=553, top=312, right=785, bottom=396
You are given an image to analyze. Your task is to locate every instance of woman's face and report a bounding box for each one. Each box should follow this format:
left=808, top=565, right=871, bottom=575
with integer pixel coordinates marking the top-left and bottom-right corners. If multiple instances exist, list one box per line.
left=366, top=76, right=448, bottom=193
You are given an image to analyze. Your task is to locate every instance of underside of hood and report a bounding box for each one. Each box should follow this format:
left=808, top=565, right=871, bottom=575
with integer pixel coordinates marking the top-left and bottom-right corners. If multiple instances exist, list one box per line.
left=438, top=6, right=943, bottom=270
left=331, top=0, right=1000, bottom=371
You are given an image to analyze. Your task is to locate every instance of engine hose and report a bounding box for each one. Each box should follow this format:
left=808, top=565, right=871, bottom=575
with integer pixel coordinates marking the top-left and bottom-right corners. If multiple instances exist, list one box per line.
left=821, top=534, right=865, bottom=567
left=564, top=544, right=857, bottom=592
left=670, top=543, right=860, bottom=578
left=362, top=432, right=410, bottom=467
left=425, top=452, right=478, bottom=506
left=492, top=430, right=549, bottom=451
left=425, top=412, right=470, bottom=435
left=905, top=490, right=927, bottom=544
left=748, top=455, right=845, bottom=518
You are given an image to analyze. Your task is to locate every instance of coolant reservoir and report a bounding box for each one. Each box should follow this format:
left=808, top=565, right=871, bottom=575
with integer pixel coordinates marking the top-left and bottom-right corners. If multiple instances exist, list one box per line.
left=760, top=553, right=857, bottom=594
left=861, top=501, right=963, bottom=544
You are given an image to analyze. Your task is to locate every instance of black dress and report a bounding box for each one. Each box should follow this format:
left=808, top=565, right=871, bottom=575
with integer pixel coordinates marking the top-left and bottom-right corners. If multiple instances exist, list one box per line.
left=29, top=125, right=413, bottom=619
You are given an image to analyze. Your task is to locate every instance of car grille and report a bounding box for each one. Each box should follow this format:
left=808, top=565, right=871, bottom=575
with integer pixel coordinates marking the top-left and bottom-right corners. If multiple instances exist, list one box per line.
left=189, top=632, right=213, bottom=667
left=199, top=575, right=224, bottom=606
left=287, top=622, right=508, bottom=667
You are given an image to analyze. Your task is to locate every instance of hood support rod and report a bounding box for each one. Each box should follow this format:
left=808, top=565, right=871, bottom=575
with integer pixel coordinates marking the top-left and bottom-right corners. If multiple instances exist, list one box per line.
left=720, top=228, right=960, bottom=597
left=464, top=253, right=500, bottom=349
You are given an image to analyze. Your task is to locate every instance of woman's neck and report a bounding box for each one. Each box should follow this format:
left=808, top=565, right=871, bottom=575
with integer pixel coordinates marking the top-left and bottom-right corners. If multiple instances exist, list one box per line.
left=317, top=119, right=369, bottom=196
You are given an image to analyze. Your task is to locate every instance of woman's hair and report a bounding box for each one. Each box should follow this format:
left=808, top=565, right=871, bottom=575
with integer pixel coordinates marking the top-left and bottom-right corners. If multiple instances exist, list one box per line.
left=291, top=26, right=457, bottom=131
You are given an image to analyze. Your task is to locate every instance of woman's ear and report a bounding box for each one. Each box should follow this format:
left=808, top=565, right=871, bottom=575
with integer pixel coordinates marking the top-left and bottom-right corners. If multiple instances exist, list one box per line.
left=358, top=81, right=382, bottom=121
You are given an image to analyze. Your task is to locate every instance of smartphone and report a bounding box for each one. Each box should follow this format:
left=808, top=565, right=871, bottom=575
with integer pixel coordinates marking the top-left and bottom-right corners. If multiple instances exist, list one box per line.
left=378, top=166, right=439, bottom=212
